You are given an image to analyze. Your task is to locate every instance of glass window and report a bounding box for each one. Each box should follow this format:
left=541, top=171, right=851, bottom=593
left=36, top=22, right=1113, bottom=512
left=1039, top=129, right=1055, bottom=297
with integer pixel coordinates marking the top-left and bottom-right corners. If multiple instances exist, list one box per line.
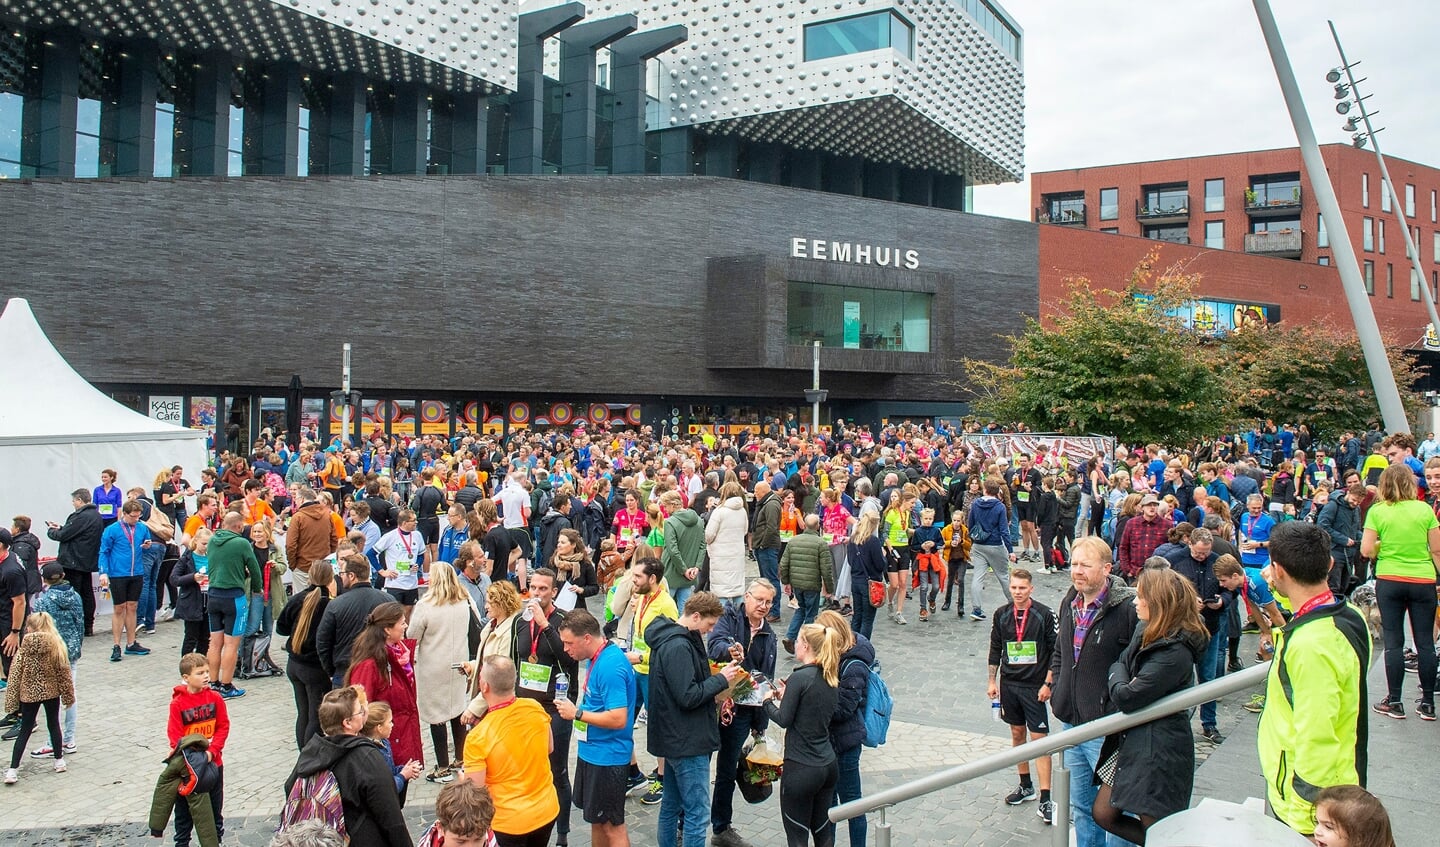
left=1381, top=179, right=1391, bottom=212
left=1204, top=220, right=1224, bottom=249
left=1251, top=217, right=1299, bottom=234
left=227, top=103, right=243, bottom=177
left=1317, top=213, right=1328, bottom=248
left=1406, top=184, right=1416, bottom=217
left=1363, top=217, right=1373, bottom=252
left=297, top=106, right=310, bottom=177
left=786, top=281, right=932, bottom=353
left=1204, top=178, right=1224, bottom=212
left=0, top=91, right=21, bottom=179
left=1434, top=232, right=1440, bottom=263
left=1318, top=256, right=1330, bottom=266
left=1099, top=187, right=1118, bottom=221
left=1413, top=268, right=1422, bottom=301
left=1141, top=184, right=1188, bottom=214
left=154, top=102, right=175, bottom=177
left=1248, top=174, right=1300, bottom=206
left=1100, top=227, right=1119, bottom=234
left=1386, top=264, right=1393, bottom=298
left=1143, top=224, right=1189, bottom=244
left=1042, top=192, right=1084, bottom=223
left=804, top=11, right=914, bottom=62
left=75, top=98, right=102, bottom=179
left=1378, top=219, right=1385, bottom=253
left=1362, top=173, right=1369, bottom=208
left=1432, top=189, right=1437, bottom=223
left=958, top=0, right=1022, bottom=60
left=1364, top=260, right=1374, bottom=294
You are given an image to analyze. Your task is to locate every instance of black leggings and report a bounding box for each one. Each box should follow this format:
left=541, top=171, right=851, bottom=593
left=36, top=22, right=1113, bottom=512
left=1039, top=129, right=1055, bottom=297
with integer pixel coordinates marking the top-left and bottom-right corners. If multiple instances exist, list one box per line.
left=288, top=658, right=333, bottom=748
left=1088, top=497, right=1106, bottom=537
left=429, top=717, right=468, bottom=770
left=181, top=620, right=211, bottom=657
left=944, top=560, right=967, bottom=611
left=1378, top=578, right=1438, bottom=704
left=494, top=821, right=555, bottom=847
left=9, top=698, right=61, bottom=768
left=158, top=553, right=181, bottom=609
left=780, top=759, right=838, bottom=847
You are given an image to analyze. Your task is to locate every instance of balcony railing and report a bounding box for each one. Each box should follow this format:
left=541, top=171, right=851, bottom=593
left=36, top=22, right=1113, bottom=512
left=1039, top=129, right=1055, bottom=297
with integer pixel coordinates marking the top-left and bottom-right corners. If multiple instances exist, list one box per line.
left=1245, top=228, right=1303, bottom=258
left=1246, top=186, right=1302, bottom=217
left=1135, top=195, right=1189, bottom=223
left=1036, top=204, right=1087, bottom=225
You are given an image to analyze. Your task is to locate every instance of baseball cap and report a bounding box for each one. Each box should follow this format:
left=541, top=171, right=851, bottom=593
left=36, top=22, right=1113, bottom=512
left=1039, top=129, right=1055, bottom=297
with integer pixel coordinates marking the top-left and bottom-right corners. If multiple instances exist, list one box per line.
left=1139, top=493, right=1160, bottom=506
left=42, top=561, right=65, bottom=582
left=0, top=528, right=10, bottom=546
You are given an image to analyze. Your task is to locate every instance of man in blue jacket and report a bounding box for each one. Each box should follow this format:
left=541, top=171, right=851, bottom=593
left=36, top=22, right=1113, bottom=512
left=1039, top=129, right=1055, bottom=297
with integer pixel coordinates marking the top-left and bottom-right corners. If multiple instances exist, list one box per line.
left=97, top=500, right=153, bottom=663
left=967, top=478, right=1017, bottom=620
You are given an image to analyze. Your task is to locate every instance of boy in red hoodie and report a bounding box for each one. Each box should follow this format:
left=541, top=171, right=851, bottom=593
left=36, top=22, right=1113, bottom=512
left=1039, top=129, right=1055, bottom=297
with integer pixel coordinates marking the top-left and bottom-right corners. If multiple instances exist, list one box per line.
left=166, top=653, right=229, bottom=847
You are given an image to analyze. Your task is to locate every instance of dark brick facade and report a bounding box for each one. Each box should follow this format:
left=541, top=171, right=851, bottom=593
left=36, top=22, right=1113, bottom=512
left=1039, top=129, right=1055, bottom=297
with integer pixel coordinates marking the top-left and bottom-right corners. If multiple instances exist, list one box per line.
left=0, top=175, right=1038, bottom=403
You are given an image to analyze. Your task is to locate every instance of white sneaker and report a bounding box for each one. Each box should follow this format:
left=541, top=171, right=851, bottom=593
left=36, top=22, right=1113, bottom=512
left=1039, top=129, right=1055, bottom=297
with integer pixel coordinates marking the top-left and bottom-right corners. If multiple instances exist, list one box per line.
left=53, top=758, right=66, bottom=773
left=3, top=768, right=16, bottom=784
left=156, top=608, right=174, bottom=623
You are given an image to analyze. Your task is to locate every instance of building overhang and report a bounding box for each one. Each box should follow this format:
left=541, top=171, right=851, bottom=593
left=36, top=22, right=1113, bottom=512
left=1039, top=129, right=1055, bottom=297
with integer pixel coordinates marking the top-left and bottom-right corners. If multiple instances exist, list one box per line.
left=0, top=0, right=517, bottom=93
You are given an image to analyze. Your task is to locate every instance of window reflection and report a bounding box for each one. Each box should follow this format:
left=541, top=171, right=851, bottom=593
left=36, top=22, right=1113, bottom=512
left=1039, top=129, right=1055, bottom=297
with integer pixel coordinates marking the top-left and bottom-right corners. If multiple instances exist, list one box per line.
left=804, top=11, right=915, bottom=62
left=787, top=281, right=932, bottom=353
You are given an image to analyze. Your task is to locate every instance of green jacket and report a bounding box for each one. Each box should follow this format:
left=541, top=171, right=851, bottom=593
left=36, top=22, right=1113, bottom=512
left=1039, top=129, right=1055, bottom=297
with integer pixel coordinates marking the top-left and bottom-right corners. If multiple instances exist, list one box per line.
left=149, top=734, right=219, bottom=847
left=752, top=493, right=782, bottom=550
left=1257, top=597, right=1371, bottom=835
left=660, top=509, right=706, bottom=591
left=779, top=529, right=834, bottom=594
left=206, top=530, right=263, bottom=593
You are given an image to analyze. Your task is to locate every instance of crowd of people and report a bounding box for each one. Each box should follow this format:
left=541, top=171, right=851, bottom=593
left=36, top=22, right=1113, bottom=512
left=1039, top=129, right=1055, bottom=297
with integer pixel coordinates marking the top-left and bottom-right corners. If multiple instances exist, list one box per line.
left=0, top=415, right=1422, bottom=847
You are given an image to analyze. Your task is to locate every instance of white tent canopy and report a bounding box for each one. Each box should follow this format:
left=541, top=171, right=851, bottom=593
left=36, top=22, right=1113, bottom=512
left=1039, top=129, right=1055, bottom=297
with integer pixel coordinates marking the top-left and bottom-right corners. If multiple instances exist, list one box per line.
left=0, top=297, right=208, bottom=554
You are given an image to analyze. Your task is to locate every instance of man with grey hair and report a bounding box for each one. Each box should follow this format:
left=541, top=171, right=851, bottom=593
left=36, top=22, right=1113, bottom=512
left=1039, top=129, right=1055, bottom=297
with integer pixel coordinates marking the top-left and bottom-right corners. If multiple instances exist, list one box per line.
left=854, top=478, right=881, bottom=519
left=453, top=470, right=484, bottom=512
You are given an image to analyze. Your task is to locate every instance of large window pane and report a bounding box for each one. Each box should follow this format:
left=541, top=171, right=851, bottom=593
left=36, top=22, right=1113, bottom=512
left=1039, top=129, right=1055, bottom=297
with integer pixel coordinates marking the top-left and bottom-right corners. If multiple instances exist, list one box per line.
left=1317, top=213, right=1328, bottom=248
left=1204, top=178, right=1224, bottom=212
left=804, top=11, right=913, bottom=61
left=1205, top=220, right=1224, bottom=249
left=1099, top=187, right=1118, bottom=221
left=1363, top=217, right=1373, bottom=251
left=787, top=282, right=931, bottom=353
left=0, top=91, right=21, bottom=178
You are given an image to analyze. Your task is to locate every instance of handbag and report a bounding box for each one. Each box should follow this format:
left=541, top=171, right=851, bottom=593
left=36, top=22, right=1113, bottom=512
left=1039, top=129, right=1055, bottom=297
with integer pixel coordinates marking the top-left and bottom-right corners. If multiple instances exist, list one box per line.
left=868, top=579, right=887, bottom=608
left=145, top=508, right=176, bottom=544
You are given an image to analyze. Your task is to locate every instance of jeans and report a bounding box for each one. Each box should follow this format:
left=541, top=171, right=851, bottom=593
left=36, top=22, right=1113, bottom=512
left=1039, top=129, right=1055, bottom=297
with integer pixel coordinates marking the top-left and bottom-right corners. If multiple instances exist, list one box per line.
left=1378, top=578, right=1438, bottom=703
left=139, top=543, right=165, bottom=629
left=915, top=571, right=940, bottom=608
left=786, top=590, right=822, bottom=641
left=850, top=594, right=877, bottom=640
left=831, top=744, right=864, bottom=847
left=62, top=661, right=77, bottom=746
left=672, top=585, right=694, bottom=610
left=755, top=548, right=782, bottom=605
left=658, top=754, right=712, bottom=847
left=712, top=705, right=768, bottom=833
left=1062, top=727, right=1137, bottom=847
left=1198, top=614, right=1229, bottom=728
left=549, top=710, right=574, bottom=839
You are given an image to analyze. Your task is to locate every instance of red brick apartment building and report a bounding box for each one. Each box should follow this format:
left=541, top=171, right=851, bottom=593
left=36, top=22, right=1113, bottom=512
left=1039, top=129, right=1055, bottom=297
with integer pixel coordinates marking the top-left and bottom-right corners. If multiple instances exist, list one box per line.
left=1031, top=145, right=1440, bottom=366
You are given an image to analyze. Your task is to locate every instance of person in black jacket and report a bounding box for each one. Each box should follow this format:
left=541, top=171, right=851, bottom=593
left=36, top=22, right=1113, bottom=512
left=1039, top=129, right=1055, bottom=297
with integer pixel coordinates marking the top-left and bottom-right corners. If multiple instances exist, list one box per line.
left=846, top=513, right=887, bottom=641
left=276, top=560, right=337, bottom=748
left=706, top=581, right=779, bottom=847
left=1317, top=482, right=1364, bottom=595
left=1045, top=537, right=1137, bottom=847
left=45, top=491, right=104, bottom=637
left=987, top=569, right=1059, bottom=823
left=536, top=494, right=575, bottom=575
left=820, top=609, right=873, bottom=847
left=763, top=623, right=840, bottom=847
left=316, top=555, right=393, bottom=687
left=285, top=685, right=413, bottom=847
left=1094, top=567, right=1207, bottom=845
left=646, top=592, right=740, bottom=847
left=1161, top=527, right=1229, bottom=742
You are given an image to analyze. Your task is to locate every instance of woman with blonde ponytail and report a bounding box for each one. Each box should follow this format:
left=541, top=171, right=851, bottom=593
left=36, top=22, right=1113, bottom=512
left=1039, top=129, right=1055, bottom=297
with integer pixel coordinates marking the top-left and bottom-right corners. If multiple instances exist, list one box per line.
left=764, top=622, right=840, bottom=846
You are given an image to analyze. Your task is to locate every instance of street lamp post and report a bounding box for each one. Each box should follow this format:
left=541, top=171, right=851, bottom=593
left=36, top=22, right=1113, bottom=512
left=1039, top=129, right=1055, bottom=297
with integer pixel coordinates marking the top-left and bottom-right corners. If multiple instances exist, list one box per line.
left=1251, top=0, right=1410, bottom=434
left=1328, top=20, right=1440, bottom=340
left=804, top=340, right=828, bottom=436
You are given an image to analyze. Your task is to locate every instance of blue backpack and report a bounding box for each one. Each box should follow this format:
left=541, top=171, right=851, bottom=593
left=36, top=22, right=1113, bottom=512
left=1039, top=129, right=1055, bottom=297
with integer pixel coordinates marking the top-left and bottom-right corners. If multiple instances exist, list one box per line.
left=845, top=659, right=893, bottom=748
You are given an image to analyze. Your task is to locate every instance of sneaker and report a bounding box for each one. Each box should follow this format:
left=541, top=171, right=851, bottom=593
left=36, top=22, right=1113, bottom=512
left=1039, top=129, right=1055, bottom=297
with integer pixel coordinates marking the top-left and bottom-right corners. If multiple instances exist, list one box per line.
left=940, top=602, right=952, bottom=612
left=143, top=627, right=157, bottom=636
left=1227, top=657, right=1244, bottom=673
left=1373, top=698, right=1406, bottom=719
left=219, top=684, right=246, bottom=700
left=3, top=768, right=15, bottom=785
left=1416, top=701, right=1436, bottom=721
left=970, top=608, right=986, bottom=621
left=626, top=771, right=648, bottom=793
left=125, top=642, right=151, bottom=656
left=640, top=778, right=663, bottom=805
left=1200, top=726, right=1225, bottom=743
left=426, top=767, right=457, bottom=783
left=110, top=645, right=122, bottom=663
left=1242, top=694, right=1266, bottom=714
left=1004, top=783, right=1036, bottom=805
left=918, top=609, right=929, bottom=622
left=1405, top=650, right=1420, bottom=673
left=1241, top=622, right=1261, bottom=634
left=635, top=707, right=647, bottom=725
left=30, top=743, right=76, bottom=758
left=156, top=608, right=174, bottom=623
left=1038, top=799, right=1055, bottom=825
left=787, top=597, right=799, bottom=610
left=712, top=827, right=755, bottom=847
left=895, top=614, right=908, bottom=625
left=53, top=758, right=66, bottom=773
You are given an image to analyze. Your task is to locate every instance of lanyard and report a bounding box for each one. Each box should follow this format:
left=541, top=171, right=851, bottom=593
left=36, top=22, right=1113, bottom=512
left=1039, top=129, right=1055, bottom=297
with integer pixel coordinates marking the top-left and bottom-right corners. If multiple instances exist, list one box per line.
left=579, top=642, right=607, bottom=700
left=529, top=618, right=546, bottom=662
left=1245, top=514, right=1263, bottom=538
left=634, top=591, right=657, bottom=641
left=1292, top=592, right=1336, bottom=621
left=400, top=532, right=414, bottom=558
left=1013, top=604, right=1030, bottom=643
left=122, top=522, right=135, bottom=547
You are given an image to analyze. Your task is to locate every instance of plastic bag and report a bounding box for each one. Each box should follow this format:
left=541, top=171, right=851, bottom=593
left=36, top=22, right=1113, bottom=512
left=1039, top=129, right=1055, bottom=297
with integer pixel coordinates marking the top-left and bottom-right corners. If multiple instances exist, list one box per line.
left=735, top=735, right=773, bottom=803
left=738, top=733, right=783, bottom=795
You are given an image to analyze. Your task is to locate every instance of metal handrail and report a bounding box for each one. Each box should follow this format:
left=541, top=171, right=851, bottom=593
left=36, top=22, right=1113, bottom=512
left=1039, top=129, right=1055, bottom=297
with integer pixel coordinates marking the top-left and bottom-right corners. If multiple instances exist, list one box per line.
left=829, top=662, right=1270, bottom=845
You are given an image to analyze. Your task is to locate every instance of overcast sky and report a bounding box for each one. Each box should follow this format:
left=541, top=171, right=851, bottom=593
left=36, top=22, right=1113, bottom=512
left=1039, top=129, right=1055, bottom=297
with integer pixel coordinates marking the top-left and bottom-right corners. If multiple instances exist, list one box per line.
left=970, top=0, right=1439, bottom=220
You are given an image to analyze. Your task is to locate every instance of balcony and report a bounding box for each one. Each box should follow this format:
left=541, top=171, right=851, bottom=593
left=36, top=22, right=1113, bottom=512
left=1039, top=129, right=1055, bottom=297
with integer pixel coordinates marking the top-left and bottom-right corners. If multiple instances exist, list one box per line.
left=1244, top=228, right=1303, bottom=259
left=1135, top=195, right=1189, bottom=225
left=1036, top=204, right=1087, bottom=225
left=1246, top=185, right=1302, bottom=218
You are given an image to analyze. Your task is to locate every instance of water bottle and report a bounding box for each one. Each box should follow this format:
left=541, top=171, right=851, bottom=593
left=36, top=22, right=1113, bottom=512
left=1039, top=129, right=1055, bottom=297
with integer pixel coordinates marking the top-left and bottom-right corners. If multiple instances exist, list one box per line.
left=991, top=700, right=1001, bottom=722
left=555, top=672, right=570, bottom=702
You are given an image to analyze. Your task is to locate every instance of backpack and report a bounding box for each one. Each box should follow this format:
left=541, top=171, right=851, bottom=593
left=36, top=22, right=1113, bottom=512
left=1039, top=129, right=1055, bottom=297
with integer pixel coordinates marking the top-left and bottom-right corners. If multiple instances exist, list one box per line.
left=844, top=658, right=893, bottom=748
left=968, top=516, right=991, bottom=545
left=278, top=769, right=348, bottom=840
left=532, top=489, right=554, bottom=527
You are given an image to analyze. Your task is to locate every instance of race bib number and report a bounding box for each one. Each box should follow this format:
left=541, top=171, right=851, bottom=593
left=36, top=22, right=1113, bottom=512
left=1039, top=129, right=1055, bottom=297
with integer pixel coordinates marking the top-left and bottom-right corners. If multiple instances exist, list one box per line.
left=519, top=661, right=552, bottom=693
left=1006, top=641, right=1038, bottom=665
left=573, top=719, right=588, bottom=742
left=98, top=504, right=115, bottom=517
left=395, top=559, right=413, bottom=574
left=1016, top=491, right=1030, bottom=503
left=620, top=528, right=635, bottom=543
left=1314, top=471, right=1327, bottom=482
left=822, top=533, right=835, bottom=545
left=779, top=531, right=795, bottom=542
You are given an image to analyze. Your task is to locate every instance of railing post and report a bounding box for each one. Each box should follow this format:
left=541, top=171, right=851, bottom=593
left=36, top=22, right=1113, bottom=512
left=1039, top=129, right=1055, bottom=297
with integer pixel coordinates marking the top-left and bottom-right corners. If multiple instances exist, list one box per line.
left=1052, top=750, right=1070, bottom=847
left=875, top=804, right=892, bottom=847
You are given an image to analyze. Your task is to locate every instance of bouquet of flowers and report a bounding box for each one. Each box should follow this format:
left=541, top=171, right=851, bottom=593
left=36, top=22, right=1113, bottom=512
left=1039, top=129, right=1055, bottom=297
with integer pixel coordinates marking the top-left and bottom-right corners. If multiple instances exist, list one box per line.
left=741, top=734, right=784, bottom=787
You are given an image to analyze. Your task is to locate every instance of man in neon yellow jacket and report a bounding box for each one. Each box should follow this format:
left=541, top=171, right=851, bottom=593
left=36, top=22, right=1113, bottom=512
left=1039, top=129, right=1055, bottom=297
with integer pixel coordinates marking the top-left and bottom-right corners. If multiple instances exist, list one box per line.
left=1257, top=522, right=1371, bottom=836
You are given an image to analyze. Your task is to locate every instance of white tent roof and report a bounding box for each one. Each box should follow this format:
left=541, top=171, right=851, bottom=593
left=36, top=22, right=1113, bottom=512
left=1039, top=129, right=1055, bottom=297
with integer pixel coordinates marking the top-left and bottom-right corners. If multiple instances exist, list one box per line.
left=0, top=298, right=208, bottom=446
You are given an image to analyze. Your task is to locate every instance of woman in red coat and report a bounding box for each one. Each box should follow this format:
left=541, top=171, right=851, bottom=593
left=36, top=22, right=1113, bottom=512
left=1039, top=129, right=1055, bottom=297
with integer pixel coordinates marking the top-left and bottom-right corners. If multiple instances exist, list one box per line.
left=345, top=602, right=424, bottom=804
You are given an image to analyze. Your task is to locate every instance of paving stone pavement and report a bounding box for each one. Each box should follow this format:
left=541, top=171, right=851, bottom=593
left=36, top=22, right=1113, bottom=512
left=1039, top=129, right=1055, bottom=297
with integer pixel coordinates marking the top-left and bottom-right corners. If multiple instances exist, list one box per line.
left=0, top=564, right=1270, bottom=847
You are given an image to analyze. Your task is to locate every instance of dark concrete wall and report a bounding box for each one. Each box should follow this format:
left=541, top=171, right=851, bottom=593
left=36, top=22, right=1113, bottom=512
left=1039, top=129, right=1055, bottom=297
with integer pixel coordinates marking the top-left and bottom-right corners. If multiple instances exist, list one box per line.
left=0, top=175, right=1038, bottom=401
